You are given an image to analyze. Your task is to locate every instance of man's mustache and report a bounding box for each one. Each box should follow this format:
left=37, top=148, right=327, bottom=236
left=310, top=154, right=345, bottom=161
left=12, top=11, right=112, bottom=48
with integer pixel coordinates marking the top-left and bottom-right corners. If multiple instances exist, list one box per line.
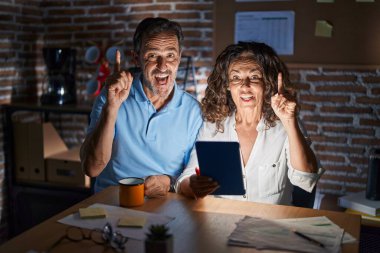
left=152, top=70, right=172, bottom=76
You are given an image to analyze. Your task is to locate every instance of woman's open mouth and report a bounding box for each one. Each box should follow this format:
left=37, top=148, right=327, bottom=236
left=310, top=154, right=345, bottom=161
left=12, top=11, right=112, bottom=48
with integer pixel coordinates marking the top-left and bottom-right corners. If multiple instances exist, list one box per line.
left=240, top=94, right=254, bottom=102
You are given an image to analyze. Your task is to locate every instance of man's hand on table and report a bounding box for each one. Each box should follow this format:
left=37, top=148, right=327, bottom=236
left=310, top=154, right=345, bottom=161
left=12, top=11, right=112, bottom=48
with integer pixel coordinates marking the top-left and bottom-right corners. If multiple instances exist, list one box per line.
left=144, top=175, right=171, bottom=198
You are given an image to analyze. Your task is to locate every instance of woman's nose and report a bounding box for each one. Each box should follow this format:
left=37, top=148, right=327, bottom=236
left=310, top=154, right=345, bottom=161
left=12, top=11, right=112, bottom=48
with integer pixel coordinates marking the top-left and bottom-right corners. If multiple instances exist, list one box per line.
left=241, top=77, right=251, bottom=87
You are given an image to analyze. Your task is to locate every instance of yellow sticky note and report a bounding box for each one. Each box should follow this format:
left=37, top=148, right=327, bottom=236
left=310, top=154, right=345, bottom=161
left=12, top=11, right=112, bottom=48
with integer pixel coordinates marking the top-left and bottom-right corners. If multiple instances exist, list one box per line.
left=118, top=216, right=146, bottom=228
left=315, top=20, right=333, bottom=37
left=79, top=207, right=106, bottom=219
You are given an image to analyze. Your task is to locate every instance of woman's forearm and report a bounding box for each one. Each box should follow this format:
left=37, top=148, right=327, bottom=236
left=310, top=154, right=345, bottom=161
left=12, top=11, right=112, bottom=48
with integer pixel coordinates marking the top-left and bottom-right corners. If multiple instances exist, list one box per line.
left=282, top=118, right=318, bottom=173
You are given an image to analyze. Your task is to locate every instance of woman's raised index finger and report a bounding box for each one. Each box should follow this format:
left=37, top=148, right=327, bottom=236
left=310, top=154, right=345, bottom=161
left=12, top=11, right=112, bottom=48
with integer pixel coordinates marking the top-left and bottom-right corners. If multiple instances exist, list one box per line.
left=114, top=50, right=121, bottom=73
left=277, top=72, right=284, bottom=94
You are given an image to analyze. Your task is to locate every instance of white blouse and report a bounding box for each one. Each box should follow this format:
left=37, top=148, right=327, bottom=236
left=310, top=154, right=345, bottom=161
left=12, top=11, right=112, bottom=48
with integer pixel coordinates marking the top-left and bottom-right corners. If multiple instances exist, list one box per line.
left=175, top=114, right=324, bottom=205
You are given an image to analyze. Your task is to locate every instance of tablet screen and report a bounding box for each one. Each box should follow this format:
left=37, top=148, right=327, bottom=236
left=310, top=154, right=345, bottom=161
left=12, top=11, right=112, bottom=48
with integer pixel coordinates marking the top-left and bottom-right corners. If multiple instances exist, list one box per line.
left=195, top=141, right=246, bottom=195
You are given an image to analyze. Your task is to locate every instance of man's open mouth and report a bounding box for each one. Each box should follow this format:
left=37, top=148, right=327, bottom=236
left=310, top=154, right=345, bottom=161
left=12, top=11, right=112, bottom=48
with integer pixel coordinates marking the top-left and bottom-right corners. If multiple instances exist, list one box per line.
left=155, top=74, right=169, bottom=85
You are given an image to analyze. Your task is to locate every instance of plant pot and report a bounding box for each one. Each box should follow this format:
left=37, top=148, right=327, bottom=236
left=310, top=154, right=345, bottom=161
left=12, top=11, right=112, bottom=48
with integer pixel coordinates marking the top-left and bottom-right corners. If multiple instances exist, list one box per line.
left=145, top=235, right=173, bottom=253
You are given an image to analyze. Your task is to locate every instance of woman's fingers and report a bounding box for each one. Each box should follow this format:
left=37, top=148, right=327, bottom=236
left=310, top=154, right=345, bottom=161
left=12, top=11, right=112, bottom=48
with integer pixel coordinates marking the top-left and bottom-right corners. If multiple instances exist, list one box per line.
left=277, top=72, right=284, bottom=94
left=190, top=175, right=219, bottom=198
left=194, top=185, right=220, bottom=198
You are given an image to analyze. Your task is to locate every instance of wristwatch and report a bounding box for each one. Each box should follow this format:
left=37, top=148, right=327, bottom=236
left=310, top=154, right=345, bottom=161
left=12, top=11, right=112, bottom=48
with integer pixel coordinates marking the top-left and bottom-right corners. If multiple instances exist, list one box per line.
left=165, top=174, right=176, bottom=192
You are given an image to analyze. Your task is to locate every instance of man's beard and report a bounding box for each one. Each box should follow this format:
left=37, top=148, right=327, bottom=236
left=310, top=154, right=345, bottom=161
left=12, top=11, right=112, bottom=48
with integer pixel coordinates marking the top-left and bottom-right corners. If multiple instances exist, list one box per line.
left=142, top=70, right=176, bottom=99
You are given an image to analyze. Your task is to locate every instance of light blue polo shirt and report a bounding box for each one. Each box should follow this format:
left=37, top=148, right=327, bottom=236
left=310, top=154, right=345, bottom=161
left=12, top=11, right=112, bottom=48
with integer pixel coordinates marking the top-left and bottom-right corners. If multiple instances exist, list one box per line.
left=88, top=74, right=203, bottom=193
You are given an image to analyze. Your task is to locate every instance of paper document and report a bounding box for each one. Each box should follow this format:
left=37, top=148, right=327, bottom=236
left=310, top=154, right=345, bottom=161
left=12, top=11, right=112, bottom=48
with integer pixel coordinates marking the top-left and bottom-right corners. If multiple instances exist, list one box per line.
left=235, top=11, right=295, bottom=55
left=228, top=216, right=355, bottom=253
left=276, top=216, right=356, bottom=245
left=58, top=203, right=174, bottom=240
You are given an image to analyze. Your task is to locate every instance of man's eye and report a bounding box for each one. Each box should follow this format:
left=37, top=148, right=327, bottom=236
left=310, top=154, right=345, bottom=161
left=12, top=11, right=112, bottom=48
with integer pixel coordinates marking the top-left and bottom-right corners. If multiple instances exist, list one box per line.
left=147, top=54, right=157, bottom=60
left=166, top=53, right=176, bottom=62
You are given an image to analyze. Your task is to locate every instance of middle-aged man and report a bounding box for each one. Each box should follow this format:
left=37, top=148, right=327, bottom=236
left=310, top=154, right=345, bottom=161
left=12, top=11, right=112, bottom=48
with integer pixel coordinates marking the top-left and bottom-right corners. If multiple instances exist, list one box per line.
left=80, top=17, right=203, bottom=197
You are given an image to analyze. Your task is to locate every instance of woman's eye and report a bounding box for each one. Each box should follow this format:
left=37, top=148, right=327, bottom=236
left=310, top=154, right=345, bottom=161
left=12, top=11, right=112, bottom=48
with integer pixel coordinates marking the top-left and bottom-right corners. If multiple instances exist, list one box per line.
left=250, top=75, right=262, bottom=82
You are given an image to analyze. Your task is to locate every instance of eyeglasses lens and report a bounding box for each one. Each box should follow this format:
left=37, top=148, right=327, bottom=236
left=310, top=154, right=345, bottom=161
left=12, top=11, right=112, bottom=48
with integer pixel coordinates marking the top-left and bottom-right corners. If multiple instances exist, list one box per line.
left=91, top=229, right=106, bottom=244
left=112, top=232, right=128, bottom=249
left=67, top=227, right=84, bottom=242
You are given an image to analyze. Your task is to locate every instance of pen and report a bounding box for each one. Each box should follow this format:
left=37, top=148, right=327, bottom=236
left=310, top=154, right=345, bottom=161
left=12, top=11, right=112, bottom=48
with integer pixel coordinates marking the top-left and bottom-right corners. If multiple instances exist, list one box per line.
left=293, top=230, right=325, bottom=248
left=192, top=167, right=200, bottom=200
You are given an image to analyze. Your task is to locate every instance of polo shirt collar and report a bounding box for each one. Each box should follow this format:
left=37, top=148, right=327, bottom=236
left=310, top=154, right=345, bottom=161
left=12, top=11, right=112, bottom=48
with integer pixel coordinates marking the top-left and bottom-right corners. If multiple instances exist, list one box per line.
left=131, top=72, right=182, bottom=110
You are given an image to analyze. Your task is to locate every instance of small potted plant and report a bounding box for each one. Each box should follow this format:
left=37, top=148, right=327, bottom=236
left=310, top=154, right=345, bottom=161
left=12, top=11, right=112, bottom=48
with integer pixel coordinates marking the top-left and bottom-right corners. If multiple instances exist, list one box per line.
left=145, top=224, right=173, bottom=253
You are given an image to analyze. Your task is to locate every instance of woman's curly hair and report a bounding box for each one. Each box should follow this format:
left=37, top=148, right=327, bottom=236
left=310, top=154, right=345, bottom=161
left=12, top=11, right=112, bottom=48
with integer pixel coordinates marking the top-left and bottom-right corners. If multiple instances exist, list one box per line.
left=202, top=41, right=297, bottom=132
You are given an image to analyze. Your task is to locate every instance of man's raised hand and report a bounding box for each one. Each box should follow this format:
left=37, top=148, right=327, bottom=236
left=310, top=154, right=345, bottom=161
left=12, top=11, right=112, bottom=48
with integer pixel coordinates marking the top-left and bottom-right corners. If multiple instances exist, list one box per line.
left=105, top=50, right=133, bottom=109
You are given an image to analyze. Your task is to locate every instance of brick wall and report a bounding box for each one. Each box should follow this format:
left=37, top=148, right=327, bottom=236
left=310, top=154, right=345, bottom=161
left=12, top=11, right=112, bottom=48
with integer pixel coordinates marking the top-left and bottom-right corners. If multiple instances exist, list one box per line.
left=0, top=0, right=379, bottom=242
left=289, top=65, right=380, bottom=195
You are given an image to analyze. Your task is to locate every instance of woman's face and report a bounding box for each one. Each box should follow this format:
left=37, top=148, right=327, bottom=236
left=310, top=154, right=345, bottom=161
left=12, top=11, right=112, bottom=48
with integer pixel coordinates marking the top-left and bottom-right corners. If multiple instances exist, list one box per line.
left=228, top=56, right=265, bottom=112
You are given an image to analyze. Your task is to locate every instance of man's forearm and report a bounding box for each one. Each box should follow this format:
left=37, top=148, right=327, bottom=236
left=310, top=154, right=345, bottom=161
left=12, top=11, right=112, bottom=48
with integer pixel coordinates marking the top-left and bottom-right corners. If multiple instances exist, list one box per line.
left=80, top=105, right=118, bottom=177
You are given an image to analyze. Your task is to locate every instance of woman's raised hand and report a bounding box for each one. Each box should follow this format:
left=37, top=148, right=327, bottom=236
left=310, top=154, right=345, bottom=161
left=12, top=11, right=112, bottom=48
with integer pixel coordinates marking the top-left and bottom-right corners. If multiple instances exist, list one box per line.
left=105, top=50, right=133, bottom=110
left=271, top=73, right=297, bottom=122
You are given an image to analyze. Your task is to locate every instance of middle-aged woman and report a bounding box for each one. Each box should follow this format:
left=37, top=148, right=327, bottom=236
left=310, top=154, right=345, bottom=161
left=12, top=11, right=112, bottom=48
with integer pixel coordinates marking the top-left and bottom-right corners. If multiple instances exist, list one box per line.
left=175, top=41, right=324, bottom=205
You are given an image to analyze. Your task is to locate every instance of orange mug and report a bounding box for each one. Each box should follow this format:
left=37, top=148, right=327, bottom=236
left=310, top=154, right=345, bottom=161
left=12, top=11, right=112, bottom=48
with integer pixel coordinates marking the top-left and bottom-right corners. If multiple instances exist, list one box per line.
left=119, top=177, right=145, bottom=207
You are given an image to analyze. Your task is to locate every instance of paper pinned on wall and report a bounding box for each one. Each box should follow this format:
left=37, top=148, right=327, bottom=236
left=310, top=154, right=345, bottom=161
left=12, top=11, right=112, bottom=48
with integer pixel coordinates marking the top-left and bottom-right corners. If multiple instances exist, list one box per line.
left=235, top=11, right=295, bottom=55
left=355, top=0, right=375, bottom=2
left=316, top=0, right=335, bottom=3
left=315, top=20, right=333, bottom=37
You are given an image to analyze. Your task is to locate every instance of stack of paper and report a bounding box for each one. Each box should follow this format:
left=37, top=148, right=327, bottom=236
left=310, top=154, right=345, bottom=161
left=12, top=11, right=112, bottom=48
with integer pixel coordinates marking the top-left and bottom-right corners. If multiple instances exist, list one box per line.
left=228, top=216, right=355, bottom=253
left=345, top=208, right=380, bottom=223
left=338, top=191, right=380, bottom=216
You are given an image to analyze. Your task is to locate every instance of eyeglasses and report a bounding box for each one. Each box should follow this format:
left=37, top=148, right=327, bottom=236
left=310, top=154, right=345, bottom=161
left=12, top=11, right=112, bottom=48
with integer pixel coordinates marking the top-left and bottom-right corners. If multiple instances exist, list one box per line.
left=46, top=223, right=128, bottom=252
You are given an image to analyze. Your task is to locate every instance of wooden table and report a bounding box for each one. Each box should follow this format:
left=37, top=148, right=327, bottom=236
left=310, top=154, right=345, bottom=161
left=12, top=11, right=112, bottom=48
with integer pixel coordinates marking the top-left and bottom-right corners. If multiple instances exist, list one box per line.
left=0, top=186, right=360, bottom=253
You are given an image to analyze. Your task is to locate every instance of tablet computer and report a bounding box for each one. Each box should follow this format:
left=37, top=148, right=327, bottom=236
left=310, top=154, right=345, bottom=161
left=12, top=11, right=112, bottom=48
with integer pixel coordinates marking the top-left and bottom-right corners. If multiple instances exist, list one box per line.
left=195, top=141, right=245, bottom=195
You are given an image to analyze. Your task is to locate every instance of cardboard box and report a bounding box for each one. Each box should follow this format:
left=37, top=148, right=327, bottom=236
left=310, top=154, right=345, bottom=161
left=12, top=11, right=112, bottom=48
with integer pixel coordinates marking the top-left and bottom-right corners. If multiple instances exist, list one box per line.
left=13, top=122, right=68, bottom=182
left=46, top=146, right=90, bottom=188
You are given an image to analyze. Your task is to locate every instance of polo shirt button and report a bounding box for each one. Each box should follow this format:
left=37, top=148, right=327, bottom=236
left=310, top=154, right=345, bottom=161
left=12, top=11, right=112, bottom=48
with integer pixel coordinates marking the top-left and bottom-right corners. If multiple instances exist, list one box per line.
left=272, top=164, right=276, bottom=167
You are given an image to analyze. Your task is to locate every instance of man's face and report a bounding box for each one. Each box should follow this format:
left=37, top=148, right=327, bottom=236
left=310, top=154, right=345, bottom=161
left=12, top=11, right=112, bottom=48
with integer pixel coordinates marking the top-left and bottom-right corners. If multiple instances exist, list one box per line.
left=138, top=31, right=181, bottom=99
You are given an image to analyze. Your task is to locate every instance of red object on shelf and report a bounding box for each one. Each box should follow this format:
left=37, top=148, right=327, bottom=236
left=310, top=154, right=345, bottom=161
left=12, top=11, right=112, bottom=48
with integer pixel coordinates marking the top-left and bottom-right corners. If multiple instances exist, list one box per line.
left=93, top=61, right=110, bottom=96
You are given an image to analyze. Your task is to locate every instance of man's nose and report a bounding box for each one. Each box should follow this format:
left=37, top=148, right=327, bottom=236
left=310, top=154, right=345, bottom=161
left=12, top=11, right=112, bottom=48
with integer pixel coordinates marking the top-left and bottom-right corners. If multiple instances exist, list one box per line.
left=156, top=56, right=167, bottom=71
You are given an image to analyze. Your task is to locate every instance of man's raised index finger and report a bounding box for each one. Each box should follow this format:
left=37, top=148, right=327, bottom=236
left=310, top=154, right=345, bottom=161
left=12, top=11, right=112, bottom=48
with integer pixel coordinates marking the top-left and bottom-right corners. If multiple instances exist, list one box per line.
left=277, top=72, right=284, bottom=94
left=114, top=50, right=121, bottom=73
